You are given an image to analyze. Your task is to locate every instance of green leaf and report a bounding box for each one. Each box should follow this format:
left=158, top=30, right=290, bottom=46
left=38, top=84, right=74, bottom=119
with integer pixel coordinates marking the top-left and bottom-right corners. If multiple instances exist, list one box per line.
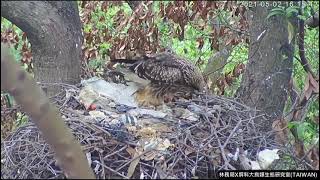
left=84, top=25, right=92, bottom=33
left=297, top=123, right=306, bottom=139
left=285, top=6, right=299, bottom=17
left=267, top=8, right=286, bottom=19
left=287, top=21, right=294, bottom=44
left=3, top=93, right=15, bottom=107
left=297, top=15, right=307, bottom=21
left=100, top=42, right=111, bottom=50
left=121, top=3, right=132, bottom=14
left=18, top=114, right=29, bottom=126
left=287, top=121, right=298, bottom=129
left=23, top=63, right=29, bottom=70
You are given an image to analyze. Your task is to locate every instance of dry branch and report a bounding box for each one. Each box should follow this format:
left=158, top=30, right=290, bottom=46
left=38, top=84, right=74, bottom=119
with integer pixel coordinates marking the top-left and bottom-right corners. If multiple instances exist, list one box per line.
left=2, top=81, right=312, bottom=178
left=1, top=44, right=95, bottom=179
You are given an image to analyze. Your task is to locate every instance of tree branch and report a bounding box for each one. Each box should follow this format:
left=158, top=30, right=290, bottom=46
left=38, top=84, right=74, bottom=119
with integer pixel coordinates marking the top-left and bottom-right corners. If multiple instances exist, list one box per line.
left=1, top=44, right=95, bottom=179
left=297, top=8, right=317, bottom=79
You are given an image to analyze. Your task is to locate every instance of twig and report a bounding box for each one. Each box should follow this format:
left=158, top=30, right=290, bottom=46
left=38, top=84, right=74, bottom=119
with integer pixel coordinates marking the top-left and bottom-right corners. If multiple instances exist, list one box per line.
left=97, top=161, right=129, bottom=179
left=212, top=128, right=236, bottom=170
left=297, top=6, right=317, bottom=79
left=116, top=149, right=153, bottom=172
left=103, top=145, right=128, bottom=160
left=222, top=118, right=242, bottom=149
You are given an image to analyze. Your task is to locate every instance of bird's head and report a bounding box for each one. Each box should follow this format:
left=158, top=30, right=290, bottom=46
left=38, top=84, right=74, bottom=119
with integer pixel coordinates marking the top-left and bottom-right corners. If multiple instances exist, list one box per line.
left=200, top=82, right=210, bottom=94
left=195, top=74, right=210, bottom=94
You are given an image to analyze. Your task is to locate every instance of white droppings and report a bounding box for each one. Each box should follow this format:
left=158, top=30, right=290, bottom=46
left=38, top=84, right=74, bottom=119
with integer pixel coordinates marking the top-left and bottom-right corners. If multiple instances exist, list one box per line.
left=59, top=51, right=62, bottom=54
left=76, top=43, right=78, bottom=48
left=257, top=30, right=266, bottom=41
left=266, top=76, right=271, bottom=81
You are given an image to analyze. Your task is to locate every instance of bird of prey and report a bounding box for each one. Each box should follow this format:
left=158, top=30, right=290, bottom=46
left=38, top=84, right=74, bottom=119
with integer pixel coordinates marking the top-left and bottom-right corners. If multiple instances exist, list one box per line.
left=107, top=52, right=208, bottom=107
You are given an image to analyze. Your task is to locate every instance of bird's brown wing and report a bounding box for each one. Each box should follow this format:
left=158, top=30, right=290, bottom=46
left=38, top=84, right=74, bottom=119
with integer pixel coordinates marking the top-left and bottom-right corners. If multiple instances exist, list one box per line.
left=129, top=53, right=195, bottom=86
left=111, top=52, right=205, bottom=91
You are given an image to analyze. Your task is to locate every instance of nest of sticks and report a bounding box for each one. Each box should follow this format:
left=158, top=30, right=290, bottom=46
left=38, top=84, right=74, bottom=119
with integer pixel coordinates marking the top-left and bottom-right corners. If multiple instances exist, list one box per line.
left=1, top=83, right=304, bottom=179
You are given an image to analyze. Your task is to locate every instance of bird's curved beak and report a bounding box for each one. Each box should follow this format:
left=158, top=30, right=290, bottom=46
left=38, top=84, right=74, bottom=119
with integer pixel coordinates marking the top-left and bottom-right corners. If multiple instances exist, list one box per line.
left=202, top=84, right=211, bottom=95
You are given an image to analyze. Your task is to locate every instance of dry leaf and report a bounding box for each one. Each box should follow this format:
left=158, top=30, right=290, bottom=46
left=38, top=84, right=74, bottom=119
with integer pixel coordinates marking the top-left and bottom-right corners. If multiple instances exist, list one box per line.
left=304, top=73, right=319, bottom=100
left=157, top=138, right=174, bottom=151
left=308, top=73, right=319, bottom=93
left=313, top=116, right=319, bottom=125
left=142, top=151, right=157, bottom=161
left=127, top=151, right=140, bottom=178
left=185, top=147, right=195, bottom=155
left=308, top=146, right=319, bottom=170
left=294, top=141, right=305, bottom=158
left=137, top=127, right=157, bottom=139
left=272, top=118, right=289, bottom=145
left=126, top=146, right=136, bottom=157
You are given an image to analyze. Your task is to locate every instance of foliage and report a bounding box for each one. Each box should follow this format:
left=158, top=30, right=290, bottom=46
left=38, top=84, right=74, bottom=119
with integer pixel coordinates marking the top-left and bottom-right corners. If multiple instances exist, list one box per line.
left=266, top=6, right=299, bottom=19
left=1, top=18, right=33, bottom=73
left=223, top=43, right=248, bottom=96
left=79, top=1, right=248, bottom=74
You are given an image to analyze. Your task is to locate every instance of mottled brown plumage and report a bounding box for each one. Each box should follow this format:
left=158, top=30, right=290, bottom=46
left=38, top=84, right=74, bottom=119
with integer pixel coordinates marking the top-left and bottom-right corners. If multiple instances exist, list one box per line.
left=111, top=52, right=207, bottom=106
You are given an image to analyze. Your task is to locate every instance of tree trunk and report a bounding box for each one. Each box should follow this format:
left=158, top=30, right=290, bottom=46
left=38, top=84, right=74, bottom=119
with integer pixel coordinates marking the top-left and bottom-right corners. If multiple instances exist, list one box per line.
left=236, top=4, right=297, bottom=131
left=1, top=1, right=83, bottom=96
